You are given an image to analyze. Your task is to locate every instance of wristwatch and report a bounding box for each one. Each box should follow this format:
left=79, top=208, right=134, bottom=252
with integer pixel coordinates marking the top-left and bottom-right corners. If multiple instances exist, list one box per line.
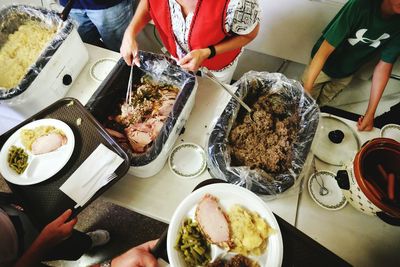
left=208, top=45, right=216, bottom=59
left=100, top=260, right=112, bottom=267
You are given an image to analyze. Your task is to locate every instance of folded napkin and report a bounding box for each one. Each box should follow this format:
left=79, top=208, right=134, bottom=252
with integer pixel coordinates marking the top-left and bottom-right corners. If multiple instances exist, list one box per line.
left=60, top=144, right=124, bottom=208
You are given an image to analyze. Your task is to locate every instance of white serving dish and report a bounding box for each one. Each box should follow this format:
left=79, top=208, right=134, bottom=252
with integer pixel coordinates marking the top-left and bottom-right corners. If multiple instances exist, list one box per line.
left=1, top=27, right=88, bottom=118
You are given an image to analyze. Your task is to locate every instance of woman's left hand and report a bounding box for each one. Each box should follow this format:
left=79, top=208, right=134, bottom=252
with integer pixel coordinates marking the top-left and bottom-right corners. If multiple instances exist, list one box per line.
left=178, top=48, right=211, bottom=72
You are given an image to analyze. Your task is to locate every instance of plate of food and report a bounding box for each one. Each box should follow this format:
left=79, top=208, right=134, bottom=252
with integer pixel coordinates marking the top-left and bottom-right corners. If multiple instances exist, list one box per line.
left=0, top=118, right=75, bottom=185
left=167, top=183, right=283, bottom=267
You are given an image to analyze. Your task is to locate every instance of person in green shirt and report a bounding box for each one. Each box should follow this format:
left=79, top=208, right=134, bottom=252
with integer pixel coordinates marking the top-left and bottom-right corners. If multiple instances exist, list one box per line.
left=302, top=0, right=400, bottom=131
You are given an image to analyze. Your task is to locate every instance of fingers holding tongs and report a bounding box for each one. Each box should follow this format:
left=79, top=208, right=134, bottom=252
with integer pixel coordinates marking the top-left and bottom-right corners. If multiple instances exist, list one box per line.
left=132, top=51, right=141, bottom=67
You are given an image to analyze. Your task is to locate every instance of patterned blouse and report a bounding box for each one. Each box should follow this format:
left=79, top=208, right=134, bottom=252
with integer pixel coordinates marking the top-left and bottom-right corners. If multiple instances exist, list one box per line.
left=168, top=0, right=260, bottom=71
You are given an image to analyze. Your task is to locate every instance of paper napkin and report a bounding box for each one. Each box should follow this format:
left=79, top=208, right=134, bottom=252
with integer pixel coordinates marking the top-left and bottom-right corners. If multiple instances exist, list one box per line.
left=60, top=143, right=124, bottom=207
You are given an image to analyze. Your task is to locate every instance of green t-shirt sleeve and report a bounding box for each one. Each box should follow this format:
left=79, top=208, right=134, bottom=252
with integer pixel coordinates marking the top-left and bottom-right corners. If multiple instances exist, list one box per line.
left=322, top=0, right=362, bottom=47
left=381, top=34, right=400, bottom=64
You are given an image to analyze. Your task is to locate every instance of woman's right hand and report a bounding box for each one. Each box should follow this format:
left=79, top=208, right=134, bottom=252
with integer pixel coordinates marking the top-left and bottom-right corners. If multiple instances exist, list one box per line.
left=120, top=28, right=140, bottom=67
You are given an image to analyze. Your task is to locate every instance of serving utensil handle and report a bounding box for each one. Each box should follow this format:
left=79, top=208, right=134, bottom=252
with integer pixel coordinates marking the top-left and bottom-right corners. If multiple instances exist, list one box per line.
left=151, top=228, right=168, bottom=259
left=201, top=67, right=252, bottom=113
left=59, top=0, right=75, bottom=21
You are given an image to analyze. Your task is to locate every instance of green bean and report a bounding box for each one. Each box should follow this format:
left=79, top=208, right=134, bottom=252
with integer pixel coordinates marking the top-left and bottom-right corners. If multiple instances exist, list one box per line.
left=175, top=218, right=210, bottom=267
left=7, top=146, right=29, bottom=174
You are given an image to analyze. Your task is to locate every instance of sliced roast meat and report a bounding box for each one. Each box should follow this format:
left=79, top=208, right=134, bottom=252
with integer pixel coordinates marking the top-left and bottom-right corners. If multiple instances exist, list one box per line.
left=31, top=133, right=67, bottom=155
left=195, top=194, right=232, bottom=248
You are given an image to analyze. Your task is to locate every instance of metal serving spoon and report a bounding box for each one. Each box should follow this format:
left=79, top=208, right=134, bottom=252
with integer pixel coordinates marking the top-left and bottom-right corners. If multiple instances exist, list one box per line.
left=313, top=157, right=329, bottom=196
left=200, top=67, right=252, bottom=113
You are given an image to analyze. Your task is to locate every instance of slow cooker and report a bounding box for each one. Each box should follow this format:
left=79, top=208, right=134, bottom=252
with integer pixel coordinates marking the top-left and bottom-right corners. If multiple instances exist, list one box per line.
left=336, top=138, right=400, bottom=225
left=0, top=5, right=88, bottom=117
left=86, top=52, right=197, bottom=178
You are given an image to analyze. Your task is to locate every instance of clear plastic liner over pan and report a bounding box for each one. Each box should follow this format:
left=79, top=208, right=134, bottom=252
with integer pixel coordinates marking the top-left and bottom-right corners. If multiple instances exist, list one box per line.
left=207, top=71, right=319, bottom=197
left=86, top=51, right=197, bottom=167
left=0, top=5, right=73, bottom=101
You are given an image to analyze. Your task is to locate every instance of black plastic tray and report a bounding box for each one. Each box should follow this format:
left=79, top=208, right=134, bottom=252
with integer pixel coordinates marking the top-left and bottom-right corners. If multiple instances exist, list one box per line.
left=0, top=97, right=130, bottom=228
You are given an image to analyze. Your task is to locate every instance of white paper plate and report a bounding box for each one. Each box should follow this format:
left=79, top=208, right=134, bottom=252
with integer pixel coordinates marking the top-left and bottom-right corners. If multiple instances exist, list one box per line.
left=169, top=143, right=206, bottom=179
left=90, top=58, right=117, bottom=82
left=167, top=183, right=283, bottom=267
left=380, top=124, right=400, bottom=143
left=308, top=171, right=347, bottom=211
left=0, top=119, right=75, bottom=185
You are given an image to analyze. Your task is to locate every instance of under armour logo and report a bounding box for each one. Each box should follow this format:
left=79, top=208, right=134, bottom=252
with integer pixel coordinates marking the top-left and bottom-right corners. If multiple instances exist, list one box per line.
left=348, top=29, right=390, bottom=48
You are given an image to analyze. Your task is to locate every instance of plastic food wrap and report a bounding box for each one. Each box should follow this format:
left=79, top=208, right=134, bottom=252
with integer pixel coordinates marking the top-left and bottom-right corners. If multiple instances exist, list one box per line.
left=86, top=51, right=197, bottom=167
left=0, top=5, right=73, bottom=100
left=207, top=71, right=319, bottom=196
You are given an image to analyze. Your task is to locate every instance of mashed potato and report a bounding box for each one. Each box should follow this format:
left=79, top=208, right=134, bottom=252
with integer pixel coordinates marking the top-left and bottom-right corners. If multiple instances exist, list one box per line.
left=228, top=205, right=273, bottom=256
left=0, top=20, right=56, bottom=89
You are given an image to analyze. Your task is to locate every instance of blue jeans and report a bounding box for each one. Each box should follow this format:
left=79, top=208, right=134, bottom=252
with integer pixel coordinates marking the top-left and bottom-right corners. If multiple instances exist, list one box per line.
left=69, top=0, right=135, bottom=52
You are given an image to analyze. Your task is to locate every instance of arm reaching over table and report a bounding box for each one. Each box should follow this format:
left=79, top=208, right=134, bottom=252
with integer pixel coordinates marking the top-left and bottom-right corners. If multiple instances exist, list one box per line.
left=14, top=209, right=77, bottom=267
left=120, top=0, right=151, bottom=66
left=357, top=60, right=393, bottom=131
left=93, top=240, right=158, bottom=267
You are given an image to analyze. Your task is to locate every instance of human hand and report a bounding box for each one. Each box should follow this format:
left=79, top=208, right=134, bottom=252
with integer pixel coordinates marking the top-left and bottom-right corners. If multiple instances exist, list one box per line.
left=120, top=28, right=140, bottom=67
left=357, top=113, right=374, bottom=131
left=111, top=239, right=158, bottom=267
left=36, top=209, right=77, bottom=249
left=178, top=48, right=211, bottom=72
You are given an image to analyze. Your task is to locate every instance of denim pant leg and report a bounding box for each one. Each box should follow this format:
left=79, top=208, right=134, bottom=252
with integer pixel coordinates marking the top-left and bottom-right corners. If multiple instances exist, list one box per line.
left=86, top=0, right=135, bottom=52
left=69, top=8, right=103, bottom=47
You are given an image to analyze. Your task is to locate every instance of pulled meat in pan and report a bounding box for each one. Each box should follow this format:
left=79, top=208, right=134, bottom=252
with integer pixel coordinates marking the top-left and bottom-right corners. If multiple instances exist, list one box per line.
left=229, top=93, right=299, bottom=173
left=104, top=76, right=179, bottom=153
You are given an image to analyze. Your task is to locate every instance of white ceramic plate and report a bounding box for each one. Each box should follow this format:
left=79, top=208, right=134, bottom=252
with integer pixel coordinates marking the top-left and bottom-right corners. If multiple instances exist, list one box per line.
left=308, top=171, right=347, bottom=211
left=0, top=119, right=75, bottom=185
left=380, top=124, right=400, bottom=143
left=167, top=183, right=283, bottom=267
left=169, top=143, right=207, bottom=179
left=90, top=58, right=117, bottom=82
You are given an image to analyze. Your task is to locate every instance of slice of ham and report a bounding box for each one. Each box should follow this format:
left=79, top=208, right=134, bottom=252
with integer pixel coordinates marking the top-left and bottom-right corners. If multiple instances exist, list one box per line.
left=31, top=133, right=67, bottom=155
left=195, top=194, right=232, bottom=248
left=130, top=122, right=153, bottom=133
left=146, top=117, right=165, bottom=138
left=158, top=100, right=175, bottom=116
left=125, top=126, right=153, bottom=153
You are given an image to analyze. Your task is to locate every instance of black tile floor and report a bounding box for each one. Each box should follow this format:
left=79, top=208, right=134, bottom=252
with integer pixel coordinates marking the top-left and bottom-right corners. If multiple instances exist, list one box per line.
left=0, top=177, right=168, bottom=267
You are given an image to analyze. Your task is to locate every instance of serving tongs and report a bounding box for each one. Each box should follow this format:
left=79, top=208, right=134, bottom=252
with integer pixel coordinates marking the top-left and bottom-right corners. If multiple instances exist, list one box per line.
left=201, top=67, right=252, bottom=113
left=125, top=64, right=134, bottom=105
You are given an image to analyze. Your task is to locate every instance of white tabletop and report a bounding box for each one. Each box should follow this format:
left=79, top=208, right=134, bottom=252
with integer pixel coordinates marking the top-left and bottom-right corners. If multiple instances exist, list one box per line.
left=67, top=44, right=300, bottom=225
left=67, top=44, right=400, bottom=267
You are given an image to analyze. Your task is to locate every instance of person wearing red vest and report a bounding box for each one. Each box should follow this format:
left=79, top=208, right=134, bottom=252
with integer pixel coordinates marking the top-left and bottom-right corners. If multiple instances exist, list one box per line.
left=120, top=0, right=260, bottom=84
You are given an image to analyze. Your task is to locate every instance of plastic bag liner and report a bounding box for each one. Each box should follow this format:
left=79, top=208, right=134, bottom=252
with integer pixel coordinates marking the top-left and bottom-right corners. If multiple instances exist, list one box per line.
left=0, top=5, right=73, bottom=100
left=207, top=71, right=319, bottom=196
left=86, top=51, right=197, bottom=166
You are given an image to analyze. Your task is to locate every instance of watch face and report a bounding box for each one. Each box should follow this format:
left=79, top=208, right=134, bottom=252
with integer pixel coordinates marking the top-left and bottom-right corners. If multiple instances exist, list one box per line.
left=100, top=260, right=112, bottom=267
